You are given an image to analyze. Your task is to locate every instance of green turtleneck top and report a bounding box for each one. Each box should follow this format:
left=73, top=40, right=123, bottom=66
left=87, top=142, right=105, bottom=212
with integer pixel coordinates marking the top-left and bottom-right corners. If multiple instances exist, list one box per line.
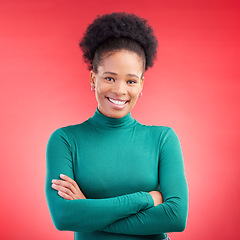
left=45, top=108, right=188, bottom=240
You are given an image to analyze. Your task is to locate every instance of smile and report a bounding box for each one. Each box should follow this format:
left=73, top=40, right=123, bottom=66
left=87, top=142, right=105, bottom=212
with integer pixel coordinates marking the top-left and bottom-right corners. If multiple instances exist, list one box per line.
left=107, top=97, right=128, bottom=105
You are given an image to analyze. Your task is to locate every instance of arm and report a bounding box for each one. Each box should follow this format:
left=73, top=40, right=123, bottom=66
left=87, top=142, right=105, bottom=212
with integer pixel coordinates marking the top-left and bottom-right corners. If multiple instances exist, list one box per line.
left=45, top=128, right=154, bottom=232
left=99, top=128, right=189, bottom=235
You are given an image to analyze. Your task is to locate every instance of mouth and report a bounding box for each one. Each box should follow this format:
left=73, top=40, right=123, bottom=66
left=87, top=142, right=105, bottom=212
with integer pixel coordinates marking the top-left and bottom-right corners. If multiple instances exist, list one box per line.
left=106, top=97, right=129, bottom=109
left=107, top=97, right=128, bottom=105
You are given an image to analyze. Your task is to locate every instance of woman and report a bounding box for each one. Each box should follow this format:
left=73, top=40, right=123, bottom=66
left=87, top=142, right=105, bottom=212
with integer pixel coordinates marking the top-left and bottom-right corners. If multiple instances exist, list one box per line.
left=45, top=12, right=188, bottom=240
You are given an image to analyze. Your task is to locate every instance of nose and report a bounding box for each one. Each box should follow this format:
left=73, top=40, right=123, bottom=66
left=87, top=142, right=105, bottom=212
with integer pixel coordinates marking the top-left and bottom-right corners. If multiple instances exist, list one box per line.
left=112, top=81, right=127, bottom=96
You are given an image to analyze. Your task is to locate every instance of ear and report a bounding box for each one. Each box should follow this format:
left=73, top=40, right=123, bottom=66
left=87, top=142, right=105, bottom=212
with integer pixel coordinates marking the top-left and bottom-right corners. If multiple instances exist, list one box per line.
left=140, top=76, right=145, bottom=90
left=90, top=71, right=96, bottom=87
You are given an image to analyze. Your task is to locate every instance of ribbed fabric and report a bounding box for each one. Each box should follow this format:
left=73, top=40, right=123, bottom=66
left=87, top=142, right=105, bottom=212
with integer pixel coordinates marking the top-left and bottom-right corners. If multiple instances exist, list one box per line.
left=45, top=108, right=188, bottom=239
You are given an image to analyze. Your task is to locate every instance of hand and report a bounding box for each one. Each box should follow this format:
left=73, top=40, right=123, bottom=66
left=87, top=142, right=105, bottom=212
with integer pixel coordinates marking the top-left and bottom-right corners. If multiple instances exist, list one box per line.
left=52, top=174, right=86, bottom=200
left=148, top=191, right=163, bottom=206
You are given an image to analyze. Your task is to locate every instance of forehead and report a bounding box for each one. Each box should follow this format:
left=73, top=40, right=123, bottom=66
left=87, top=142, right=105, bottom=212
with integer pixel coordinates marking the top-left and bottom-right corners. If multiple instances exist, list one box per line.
left=98, top=50, right=144, bottom=75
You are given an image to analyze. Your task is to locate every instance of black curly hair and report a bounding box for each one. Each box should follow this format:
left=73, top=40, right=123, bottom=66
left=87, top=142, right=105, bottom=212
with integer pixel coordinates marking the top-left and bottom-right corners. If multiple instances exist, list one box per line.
left=79, top=12, right=158, bottom=73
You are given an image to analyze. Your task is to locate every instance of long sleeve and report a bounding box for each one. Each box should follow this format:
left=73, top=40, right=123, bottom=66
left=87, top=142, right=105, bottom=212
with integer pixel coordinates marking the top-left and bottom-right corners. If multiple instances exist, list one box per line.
left=45, top=128, right=154, bottom=232
left=99, top=128, right=189, bottom=235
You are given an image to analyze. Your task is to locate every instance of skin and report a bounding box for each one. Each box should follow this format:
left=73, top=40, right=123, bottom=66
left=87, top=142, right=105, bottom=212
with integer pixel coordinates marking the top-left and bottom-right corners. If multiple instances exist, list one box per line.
left=51, top=50, right=163, bottom=206
left=90, top=50, right=145, bottom=118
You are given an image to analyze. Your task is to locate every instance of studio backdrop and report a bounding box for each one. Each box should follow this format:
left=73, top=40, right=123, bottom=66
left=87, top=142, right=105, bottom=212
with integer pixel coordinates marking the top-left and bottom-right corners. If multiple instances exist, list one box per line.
left=0, top=0, right=239, bottom=239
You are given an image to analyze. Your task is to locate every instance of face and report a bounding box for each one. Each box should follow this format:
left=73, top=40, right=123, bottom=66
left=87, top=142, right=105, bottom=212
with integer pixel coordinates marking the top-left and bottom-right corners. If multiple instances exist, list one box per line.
left=90, top=50, right=145, bottom=118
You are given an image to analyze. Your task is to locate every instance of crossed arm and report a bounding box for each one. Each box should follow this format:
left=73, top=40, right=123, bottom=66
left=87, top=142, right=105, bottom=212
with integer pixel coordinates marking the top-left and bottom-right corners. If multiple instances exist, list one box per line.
left=45, top=128, right=188, bottom=235
left=51, top=174, right=163, bottom=205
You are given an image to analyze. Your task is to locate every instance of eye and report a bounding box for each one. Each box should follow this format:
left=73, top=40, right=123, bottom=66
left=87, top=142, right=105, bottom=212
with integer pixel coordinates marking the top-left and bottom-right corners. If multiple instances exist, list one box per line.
left=127, top=80, right=137, bottom=84
left=105, top=77, right=115, bottom=82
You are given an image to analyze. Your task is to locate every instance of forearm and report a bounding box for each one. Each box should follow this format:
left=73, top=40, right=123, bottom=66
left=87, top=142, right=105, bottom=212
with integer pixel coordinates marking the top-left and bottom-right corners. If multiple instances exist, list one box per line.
left=46, top=182, right=154, bottom=232
left=99, top=191, right=188, bottom=235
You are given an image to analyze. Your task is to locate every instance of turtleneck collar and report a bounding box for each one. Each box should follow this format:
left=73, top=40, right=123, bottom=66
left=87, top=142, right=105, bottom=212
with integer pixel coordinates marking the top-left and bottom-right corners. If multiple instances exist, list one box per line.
left=89, top=108, right=136, bottom=129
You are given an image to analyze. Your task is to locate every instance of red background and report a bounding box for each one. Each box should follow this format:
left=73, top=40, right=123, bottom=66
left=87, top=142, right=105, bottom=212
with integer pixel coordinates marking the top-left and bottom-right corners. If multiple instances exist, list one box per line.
left=1, top=0, right=239, bottom=239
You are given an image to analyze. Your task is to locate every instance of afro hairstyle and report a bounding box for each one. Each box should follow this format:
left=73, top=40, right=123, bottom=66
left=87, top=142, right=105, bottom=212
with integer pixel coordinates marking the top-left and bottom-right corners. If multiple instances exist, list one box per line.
left=79, top=12, right=158, bottom=72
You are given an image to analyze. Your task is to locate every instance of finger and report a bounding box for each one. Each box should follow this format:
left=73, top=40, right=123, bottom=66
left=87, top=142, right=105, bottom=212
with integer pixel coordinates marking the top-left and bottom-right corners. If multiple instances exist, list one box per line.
left=60, top=174, right=81, bottom=191
left=52, top=183, right=74, bottom=197
left=52, top=180, right=86, bottom=200
left=58, top=191, right=73, bottom=200
left=52, top=183, right=80, bottom=200
left=52, top=179, right=71, bottom=186
left=52, top=176, right=85, bottom=198
left=53, top=180, right=83, bottom=199
left=59, top=175, right=82, bottom=195
left=52, top=179, right=77, bottom=194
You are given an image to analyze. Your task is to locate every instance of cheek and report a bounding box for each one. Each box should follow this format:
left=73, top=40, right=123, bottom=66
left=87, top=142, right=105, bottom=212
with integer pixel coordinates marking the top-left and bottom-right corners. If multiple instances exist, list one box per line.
left=130, top=88, right=141, bottom=99
left=96, top=84, right=108, bottom=97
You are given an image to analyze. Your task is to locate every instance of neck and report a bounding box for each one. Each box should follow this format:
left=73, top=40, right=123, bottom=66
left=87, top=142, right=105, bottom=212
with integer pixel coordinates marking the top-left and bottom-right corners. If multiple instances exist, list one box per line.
left=89, top=108, right=136, bottom=129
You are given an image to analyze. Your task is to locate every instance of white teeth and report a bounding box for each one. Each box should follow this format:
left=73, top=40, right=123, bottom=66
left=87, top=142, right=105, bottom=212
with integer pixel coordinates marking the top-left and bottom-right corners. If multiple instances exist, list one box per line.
left=108, top=98, right=127, bottom=105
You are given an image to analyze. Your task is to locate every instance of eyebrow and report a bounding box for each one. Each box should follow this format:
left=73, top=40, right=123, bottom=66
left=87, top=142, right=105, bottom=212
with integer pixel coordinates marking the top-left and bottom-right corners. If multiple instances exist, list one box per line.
left=102, top=72, right=140, bottom=79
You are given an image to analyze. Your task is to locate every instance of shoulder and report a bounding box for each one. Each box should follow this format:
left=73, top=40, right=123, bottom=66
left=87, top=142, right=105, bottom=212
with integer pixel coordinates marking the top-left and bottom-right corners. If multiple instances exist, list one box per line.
left=135, top=121, right=174, bottom=135
left=47, top=119, right=92, bottom=143
left=135, top=121, right=180, bottom=143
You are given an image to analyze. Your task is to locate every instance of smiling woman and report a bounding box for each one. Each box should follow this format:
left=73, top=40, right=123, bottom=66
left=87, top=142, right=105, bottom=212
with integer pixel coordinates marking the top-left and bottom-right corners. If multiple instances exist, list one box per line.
left=90, top=50, right=144, bottom=118
left=45, top=12, right=188, bottom=240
